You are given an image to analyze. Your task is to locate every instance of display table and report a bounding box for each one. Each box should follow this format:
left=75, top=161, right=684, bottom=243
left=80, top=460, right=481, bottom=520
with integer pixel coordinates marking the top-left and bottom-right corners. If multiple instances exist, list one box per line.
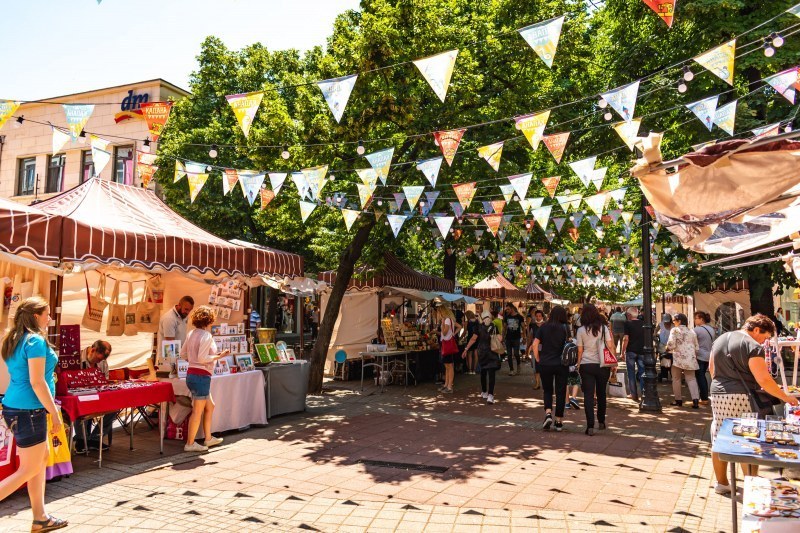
left=163, top=370, right=267, bottom=436
left=741, top=476, right=800, bottom=532
left=259, top=361, right=309, bottom=419
left=359, top=350, right=412, bottom=393
left=57, top=381, right=175, bottom=468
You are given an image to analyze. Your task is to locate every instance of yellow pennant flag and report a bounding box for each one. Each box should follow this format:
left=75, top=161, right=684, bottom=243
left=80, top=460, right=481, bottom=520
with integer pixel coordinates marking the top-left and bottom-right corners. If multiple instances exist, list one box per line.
left=341, top=209, right=360, bottom=231
left=477, top=141, right=504, bottom=171
left=514, top=110, right=550, bottom=150
left=613, top=118, right=642, bottom=151
left=299, top=201, right=317, bottom=223
left=187, top=172, right=209, bottom=203
left=356, top=183, right=375, bottom=209
left=0, top=100, right=21, bottom=130
left=693, top=39, right=736, bottom=86
left=413, top=50, right=459, bottom=102
left=225, top=91, right=264, bottom=138
left=174, top=160, right=186, bottom=183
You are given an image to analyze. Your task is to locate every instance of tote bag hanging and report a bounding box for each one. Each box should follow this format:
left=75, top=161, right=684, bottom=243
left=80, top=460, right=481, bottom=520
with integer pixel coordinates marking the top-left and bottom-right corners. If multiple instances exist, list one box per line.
left=135, top=281, right=161, bottom=334
left=81, top=273, right=108, bottom=332
left=147, top=274, right=165, bottom=304
left=124, top=282, right=140, bottom=336
left=106, top=280, right=126, bottom=336
left=599, top=327, right=618, bottom=367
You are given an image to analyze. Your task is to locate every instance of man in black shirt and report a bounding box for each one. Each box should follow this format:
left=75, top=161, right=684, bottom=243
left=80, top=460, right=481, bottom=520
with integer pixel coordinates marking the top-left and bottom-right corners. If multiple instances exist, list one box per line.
left=503, top=304, right=523, bottom=375
left=621, top=308, right=646, bottom=402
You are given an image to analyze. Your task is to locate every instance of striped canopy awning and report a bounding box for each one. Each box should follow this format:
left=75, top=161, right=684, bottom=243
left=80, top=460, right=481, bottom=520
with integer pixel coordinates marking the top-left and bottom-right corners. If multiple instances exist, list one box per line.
left=464, top=274, right=527, bottom=302
left=526, top=281, right=555, bottom=301
left=0, top=197, right=62, bottom=261
left=319, top=252, right=454, bottom=293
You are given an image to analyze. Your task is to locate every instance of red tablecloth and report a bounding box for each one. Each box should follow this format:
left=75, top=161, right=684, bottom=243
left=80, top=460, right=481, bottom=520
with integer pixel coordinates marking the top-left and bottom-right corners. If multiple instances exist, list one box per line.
left=57, top=382, right=176, bottom=421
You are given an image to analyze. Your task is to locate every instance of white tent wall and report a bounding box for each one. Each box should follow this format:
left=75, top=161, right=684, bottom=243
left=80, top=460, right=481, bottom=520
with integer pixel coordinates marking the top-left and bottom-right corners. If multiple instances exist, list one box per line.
left=692, top=290, right=752, bottom=333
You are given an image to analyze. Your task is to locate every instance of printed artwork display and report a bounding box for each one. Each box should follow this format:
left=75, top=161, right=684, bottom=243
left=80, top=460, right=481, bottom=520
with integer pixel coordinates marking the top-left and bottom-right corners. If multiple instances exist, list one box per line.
left=236, top=355, right=255, bottom=372
left=255, top=344, right=270, bottom=364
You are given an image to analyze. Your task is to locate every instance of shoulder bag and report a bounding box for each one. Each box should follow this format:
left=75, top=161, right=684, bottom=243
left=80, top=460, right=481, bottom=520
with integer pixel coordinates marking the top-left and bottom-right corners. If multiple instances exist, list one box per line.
left=599, top=326, right=618, bottom=367
left=728, top=339, right=781, bottom=417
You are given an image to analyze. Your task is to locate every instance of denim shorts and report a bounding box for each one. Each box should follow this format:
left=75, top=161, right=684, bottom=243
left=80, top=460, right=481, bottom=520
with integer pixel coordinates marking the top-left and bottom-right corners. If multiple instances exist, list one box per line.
left=186, top=374, right=211, bottom=400
left=2, top=406, right=48, bottom=448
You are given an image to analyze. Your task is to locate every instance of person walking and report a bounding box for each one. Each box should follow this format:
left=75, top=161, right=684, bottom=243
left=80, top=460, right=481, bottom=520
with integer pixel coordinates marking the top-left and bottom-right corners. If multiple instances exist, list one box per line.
left=621, top=308, right=646, bottom=403
left=657, top=314, right=673, bottom=382
left=464, top=311, right=479, bottom=374
left=527, top=309, right=545, bottom=389
left=610, top=307, right=627, bottom=353
left=693, top=311, right=716, bottom=405
left=0, top=297, right=68, bottom=532
left=437, top=307, right=460, bottom=394
left=463, top=311, right=501, bottom=404
left=532, top=306, right=570, bottom=431
left=576, top=303, right=617, bottom=436
left=709, top=314, right=799, bottom=494
left=666, top=313, right=701, bottom=408
left=503, top=304, right=523, bottom=376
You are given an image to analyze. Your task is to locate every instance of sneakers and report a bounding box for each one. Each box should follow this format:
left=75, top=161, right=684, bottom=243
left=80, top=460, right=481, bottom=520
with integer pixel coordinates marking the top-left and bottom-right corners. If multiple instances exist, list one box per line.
left=714, top=483, right=732, bottom=495
left=569, top=397, right=580, bottom=410
left=543, top=413, right=553, bottom=431
left=184, top=442, right=208, bottom=453
left=481, top=392, right=488, bottom=399
left=205, top=436, right=223, bottom=447
left=442, top=388, right=453, bottom=394
left=487, top=394, right=495, bottom=404
left=508, top=370, right=515, bottom=376
left=554, top=421, right=563, bottom=432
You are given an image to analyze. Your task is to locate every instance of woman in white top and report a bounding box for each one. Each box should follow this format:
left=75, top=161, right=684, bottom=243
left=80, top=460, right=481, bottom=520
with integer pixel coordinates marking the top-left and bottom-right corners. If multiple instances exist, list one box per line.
left=666, top=313, right=700, bottom=408
left=576, top=303, right=617, bottom=436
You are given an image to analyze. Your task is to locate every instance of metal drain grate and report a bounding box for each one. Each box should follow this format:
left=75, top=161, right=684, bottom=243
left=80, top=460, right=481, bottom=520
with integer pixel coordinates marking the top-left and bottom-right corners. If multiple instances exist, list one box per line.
left=356, top=460, right=449, bottom=473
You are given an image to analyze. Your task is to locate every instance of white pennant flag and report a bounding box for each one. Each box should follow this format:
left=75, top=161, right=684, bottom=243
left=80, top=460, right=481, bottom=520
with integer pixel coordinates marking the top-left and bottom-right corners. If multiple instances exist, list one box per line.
left=413, top=49, right=459, bottom=102
left=356, top=183, right=376, bottom=209
left=585, top=192, right=609, bottom=217
left=508, top=172, right=533, bottom=200
left=590, top=167, right=608, bottom=191
left=291, top=172, right=310, bottom=200
left=356, top=167, right=379, bottom=188
left=317, top=74, right=358, bottom=123
left=403, top=185, right=426, bottom=210
left=365, top=147, right=394, bottom=185
left=387, top=214, right=408, bottom=238
left=686, top=95, right=719, bottom=132
left=569, top=156, right=597, bottom=187
left=90, top=135, right=112, bottom=177
left=299, top=201, right=317, bottom=223
left=269, top=172, right=287, bottom=196
left=499, top=184, right=515, bottom=203
left=52, top=127, right=70, bottom=155
left=532, top=205, right=552, bottom=229
left=416, top=157, right=443, bottom=187
left=302, top=164, right=328, bottom=201
left=601, top=80, right=640, bottom=122
left=239, top=171, right=266, bottom=206
left=765, top=67, right=798, bottom=104
left=434, top=216, right=455, bottom=239
left=517, top=15, right=565, bottom=69
left=341, top=208, right=360, bottom=231
left=713, top=100, right=738, bottom=136
left=608, top=187, right=627, bottom=205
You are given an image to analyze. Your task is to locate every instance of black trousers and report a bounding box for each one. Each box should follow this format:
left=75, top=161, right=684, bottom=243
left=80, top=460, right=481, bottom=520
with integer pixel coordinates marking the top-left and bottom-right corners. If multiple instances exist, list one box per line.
left=696, top=359, right=710, bottom=401
left=480, top=368, right=496, bottom=394
left=539, top=363, right=568, bottom=417
left=506, top=337, right=521, bottom=371
left=579, top=363, right=611, bottom=429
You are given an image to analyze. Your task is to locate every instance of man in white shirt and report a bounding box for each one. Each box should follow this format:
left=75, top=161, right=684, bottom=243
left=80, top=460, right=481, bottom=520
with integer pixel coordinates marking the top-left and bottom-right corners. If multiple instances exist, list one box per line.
left=157, top=296, right=195, bottom=357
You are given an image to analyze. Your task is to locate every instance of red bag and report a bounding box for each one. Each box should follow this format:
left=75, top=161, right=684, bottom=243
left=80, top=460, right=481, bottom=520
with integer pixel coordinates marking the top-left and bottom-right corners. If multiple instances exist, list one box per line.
left=440, top=337, right=459, bottom=356
left=0, top=418, right=20, bottom=484
left=165, top=417, right=189, bottom=441
left=600, top=327, right=618, bottom=367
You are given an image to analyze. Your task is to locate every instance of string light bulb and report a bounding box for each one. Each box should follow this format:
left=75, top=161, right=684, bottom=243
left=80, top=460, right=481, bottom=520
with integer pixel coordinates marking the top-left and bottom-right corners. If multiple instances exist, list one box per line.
left=785, top=124, right=793, bottom=133
left=763, top=40, right=775, bottom=57
left=356, top=140, right=365, bottom=155
left=14, top=116, right=23, bottom=128
left=208, top=144, right=218, bottom=158
left=281, top=145, right=290, bottom=159
left=328, top=173, right=335, bottom=181
left=141, top=138, right=151, bottom=153
left=682, top=66, right=694, bottom=81
left=598, top=98, right=608, bottom=108
left=677, top=80, right=688, bottom=93
left=772, top=32, right=784, bottom=48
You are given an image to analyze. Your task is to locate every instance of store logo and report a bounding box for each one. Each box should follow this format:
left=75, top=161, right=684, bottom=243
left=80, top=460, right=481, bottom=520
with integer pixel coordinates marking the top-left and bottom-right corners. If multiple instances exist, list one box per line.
left=121, top=90, right=150, bottom=111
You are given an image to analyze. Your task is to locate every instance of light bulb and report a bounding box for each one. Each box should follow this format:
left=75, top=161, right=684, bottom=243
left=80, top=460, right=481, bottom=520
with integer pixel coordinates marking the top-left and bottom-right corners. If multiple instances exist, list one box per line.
left=281, top=145, right=290, bottom=159
left=329, top=173, right=335, bottom=182
left=773, top=34, right=784, bottom=48
left=377, top=200, right=383, bottom=206
left=14, top=116, right=23, bottom=128
left=764, top=43, right=775, bottom=57
left=205, top=166, right=213, bottom=172
left=598, top=98, right=608, bottom=109
left=677, top=81, right=688, bottom=93
left=78, top=130, right=87, bottom=145
left=419, top=201, right=425, bottom=207
left=209, top=144, right=218, bottom=158
left=785, top=125, right=793, bottom=133
left=682, top=66, right=694, bottom=81
left=604, top=111, right=613, bottom=121
left=141, top=139, right=151, bottom=153
left=356, top=140, right=365, bottom=155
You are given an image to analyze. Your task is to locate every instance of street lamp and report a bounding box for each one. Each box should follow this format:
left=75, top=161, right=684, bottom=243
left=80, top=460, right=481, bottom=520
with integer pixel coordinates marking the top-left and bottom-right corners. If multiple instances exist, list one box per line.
left=640, top=193, right=662, bottom=412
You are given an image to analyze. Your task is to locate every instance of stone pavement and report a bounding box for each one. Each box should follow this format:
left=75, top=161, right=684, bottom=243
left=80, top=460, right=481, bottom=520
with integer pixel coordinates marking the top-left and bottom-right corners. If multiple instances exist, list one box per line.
left=0, top=366, right=772, bottom=532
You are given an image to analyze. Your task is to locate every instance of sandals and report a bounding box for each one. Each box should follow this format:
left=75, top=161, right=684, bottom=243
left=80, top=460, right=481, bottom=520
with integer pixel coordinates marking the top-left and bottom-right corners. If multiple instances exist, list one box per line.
left=31, top=515, right=68, bottom=532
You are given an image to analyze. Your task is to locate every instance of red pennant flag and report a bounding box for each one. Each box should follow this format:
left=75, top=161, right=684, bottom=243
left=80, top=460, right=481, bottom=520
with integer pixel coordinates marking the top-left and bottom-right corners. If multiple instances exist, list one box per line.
left=541, top=176, right=560, bottom=198
left=140, top=102, right=173, bottom=142
left=542, top=132, right=570, bottom=164
left=482, top=214, right=503, bottom=236
left=260, top=189, right=275, bottom=210
left=433, top=128, right=467, bottom=166
left=491, top=200, right=506, bottom=214
left=645, top=206, right=655, bottom=218
left=642, top=0, right=676, bottom=28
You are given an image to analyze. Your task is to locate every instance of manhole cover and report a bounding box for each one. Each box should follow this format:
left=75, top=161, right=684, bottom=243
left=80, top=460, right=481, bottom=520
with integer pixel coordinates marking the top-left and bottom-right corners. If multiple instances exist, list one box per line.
left=356, top=460, right=448, bottom=473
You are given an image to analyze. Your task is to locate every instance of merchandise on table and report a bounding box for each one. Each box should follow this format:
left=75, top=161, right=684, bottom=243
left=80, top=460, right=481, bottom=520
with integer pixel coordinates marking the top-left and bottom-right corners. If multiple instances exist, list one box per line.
left=742, top=475, right=800, bottom=533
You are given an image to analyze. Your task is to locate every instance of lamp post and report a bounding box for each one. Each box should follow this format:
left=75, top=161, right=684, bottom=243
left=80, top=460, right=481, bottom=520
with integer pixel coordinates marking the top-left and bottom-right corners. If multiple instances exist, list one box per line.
left=640, top=194, right=662, bottom=412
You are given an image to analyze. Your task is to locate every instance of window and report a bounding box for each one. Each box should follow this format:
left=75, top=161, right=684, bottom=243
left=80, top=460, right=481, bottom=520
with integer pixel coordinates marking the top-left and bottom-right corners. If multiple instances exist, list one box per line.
left=80, top=150, right=94, bottom=183
left=16, top=157, right=36, bottom=196
left=46, top=154, right=66, bottom=193
left=114, top=145, right=134, bottom=185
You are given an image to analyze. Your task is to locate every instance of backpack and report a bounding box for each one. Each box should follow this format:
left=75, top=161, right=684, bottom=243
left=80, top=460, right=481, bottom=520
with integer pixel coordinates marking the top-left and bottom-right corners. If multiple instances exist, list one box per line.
left=560, top=325, right=577, bottom=367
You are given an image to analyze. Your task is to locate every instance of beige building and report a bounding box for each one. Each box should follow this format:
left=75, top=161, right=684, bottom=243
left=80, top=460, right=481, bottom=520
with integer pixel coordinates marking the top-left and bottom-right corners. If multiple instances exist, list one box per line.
left=0, top=79, right=188, bottom=203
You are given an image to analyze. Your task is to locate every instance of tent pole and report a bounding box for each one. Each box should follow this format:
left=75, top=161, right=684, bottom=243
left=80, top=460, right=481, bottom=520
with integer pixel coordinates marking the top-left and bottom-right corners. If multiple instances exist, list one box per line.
left=698, top=243, right=793, bottom=268
left=49, top=274, right=63, bottom=351
left=640, top=194, right=662, bottom=412
left=298, top=296, right=305, bottom=358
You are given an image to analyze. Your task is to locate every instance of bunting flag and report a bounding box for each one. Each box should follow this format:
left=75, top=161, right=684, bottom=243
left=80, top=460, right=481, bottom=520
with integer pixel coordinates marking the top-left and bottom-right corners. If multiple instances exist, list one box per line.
left=0, top=100, right=21, bottom=130
left=416, top=157, right=443, bottom=187
left=225, top=91, right=264, bottom=138
left=482, top=201, right=494, bottom=214
left=475, top=229, right=485, bottom=239
left=514, top=110, right=550, bottom=150
left=601, top=81, right=639, bottom=122
left=542, top=132, right=570, bottom=163
left=52, top=126, right=70, bottom=155
left=508, top=173, right=533, bottom=200
left=140, top=102, right=173, bottom=142
left=686, top=95, right=719, bottom=131
left=587, top=216, right=599, bottom=230
left=590, top=167, right=608, bottom=191
left=392, top=193, right=406, bottom=210
left=299, top=200, right=317, bottom=223
left=435, top=216, right=455, bottom=238
left=450, top=201, right=464, bottom=218
left=268, top=172, right=287, bottom=196
left=532, top=205, right=553, bottom=229
left=613, top=118, right=642, bottom=151
left=453, top=182, right=477, bottom=211
left=341, top=208, right=360, bottom=231
left=482, top=214, right=503, bottom=236
left=424, top=190, right=440, bottom=210
left=239, top=172, right=266, bottom=206
left=222, top=169, right=239, bottom=195
left=693, top=39, right=736, bottom=86
left=90, top=135, right=112, bottom=177
left=413, top=49, right=459, bottom=102
left=621, top=211, right=634, bottom=226
left=356, top=168, right=379, bottom=189
left=302, top=164, right=328, bottom=200
left=403, top=185, right=425, bottom=210
left=187, top=172, right=209, bottom=203
left=608, top=187, right=627, bottom=205
left=642, top=1, right=676, bottom=27
left=521, top=197, right=545, bottom=214
left=556, top=194, right=582, bottom=213
left=174, top=160, right=186, bottom=183
left=317, top=74, right=358, bottom=123
left=259, top=189, right=275, bottom=210
left=585, top=192, right=609, bottom=217
left=365, top=148, right=393, bottom=185
left=569, top=156, right=598, bottom=187
left=62, top=104, right=95, bottom=141
left=713, top=100, right=737, bottom=135
left=387, top=214, right=408, bottom=237
left=752, top=123, right=781, bottom=139
left=499, top=184, right=515, bottom=203
left=356, top=183, right=375, bottom=208
left=491, top=200, right=506, bottom=214
left=553, top=217, right=567, bottom=233
left=388, top=200, right=398, bottom=214
left=541, top=176, right=561, bottom=198
left=291, top=172, right=310, bottom=200
left=433, top=129, right=466, bottom=166
left=136, top=153, right=158, bottom=188
left=477, top=141, right=504, bottom=171
left=573, top=212, right=585, bottom=227
left=517, top=15, right=565, bottom=68
left=790, top=4, right=800, bottom=17
left=765, top=67, right=798, bottom=104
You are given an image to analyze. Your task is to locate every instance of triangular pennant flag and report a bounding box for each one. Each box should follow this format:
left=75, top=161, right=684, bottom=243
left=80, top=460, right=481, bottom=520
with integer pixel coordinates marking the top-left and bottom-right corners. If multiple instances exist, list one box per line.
left=590, top=167, right=608, bottom=191
left=302, top=165, right=328, bottom=201
left=608, top=187, right=627, bottom=205
left=532, top=205, right=552, bottom=229
left=518, top=199, right=533, bottom=214
left=62, top=104, right=95, bottom=141
left=693, top=39, right=736, bottom=86
left=491, top=200, right=506, bottom=214
left=223, top=169, right=239, bottom=195
left=387, top=214, right=408, bottom=238
left=90, top=135, right=112, bottom=177
left=52, top=127, right=70, bottom=155
left=585, top=192, right=609, bottom=217
left=514, top=110, right=550, bottom=150
left=136, top=152, right=158, bottom=189
left=317, top=74, right=358, bottom=123
left=587, top=215, right=599, bottom=230
left=475, top=229, right=485, bottom=239
left=790, top=4, right=800, bottom=17
left=608, top=210, right=621, bottom=224
left=433, top=129, right=466, bottom=166
left=356, top=168, right=379, bottom=188
left=365, top=148, right=393, bottom=186
left=403, top=186, right=425, bottom=210
left=765, top=67, right=798, bottom=104
left=482, top=214, right=503, bottom=237
left=259, top=189, right=275, bottom=210
left=239, top=172, right=266, bottom=206
left=435, top=216, right=455, bottom=238
left=416, top=157, right=443, bottom=187
left=499, top=184, right=515, bottom=203
left=541, top=176, right=561, bottom=198
left=341, top=208, right=360, bottom=231
left=424, top=190, right=440, bottom=210
left=517, top=15, right=566, bottom=68
left=388, top=200, right=398, bottom=214
left=508, top=173, right=533, bottom=200
left=187, top=172, right=209, bottom=203
left=299, top=200, right=317, bottom=223
left=555, top=194, right=575, bottom=213
left=450, top=201, right=464, bottom=219
left=477, top=141, right=504, bottom=171
left=482, top=201, right=494, bottom=214
left=752, top=123, right=781, bottom=139
left=542, top=132, right=570, bottom=163
left=613, top=118, right=642, bottom=151
left=642, top=1, right=676, bottom=27
left=140, top=101, right=173, bottom=142
left=291, top=172, right=310, bottom=200
left=226, top=91, right=264, bottom=138
left=569, top=156, right=597, bottom=187
left=452, top=182, right=477, bottom=211
left=356, top=183, right=375, bottom=209
left=392, top=193, right=406, bottom=210
left=686, top=95, right=719, bottom=131
left=268, top=172, right=287, bottom=196
left=553, top=217, right=567, bottom=233
left=174, top=160, right=186, bottom=183
left=601, top=81, right=639, bottom=122
left=713, top=100, right=738, bottom=136
left=0, top=100, right=21, bottom=130
left=413, top=49, right=459, bottom=102
left=574, top=212, right=586, bottom=227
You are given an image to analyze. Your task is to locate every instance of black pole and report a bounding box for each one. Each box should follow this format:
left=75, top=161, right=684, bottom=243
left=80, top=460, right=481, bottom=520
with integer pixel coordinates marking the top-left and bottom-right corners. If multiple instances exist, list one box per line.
left=639, top=194, right=662, bottom=412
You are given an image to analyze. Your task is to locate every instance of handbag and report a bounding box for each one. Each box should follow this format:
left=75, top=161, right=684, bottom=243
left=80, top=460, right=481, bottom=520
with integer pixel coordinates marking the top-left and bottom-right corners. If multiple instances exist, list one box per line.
left=135, top=282, right=162, bottom=334
left=730, top=352, right=781, bottom=416
left=106, top=280, right=125, bottom=336
left=81, top=273, right=108, bottom=332
left=599, top=327, right=618, bottom=367
left=608, top=371, right=628, bottom=398
left=491, top=333, right=505, bottom=355
left=660, top=356, right=672, bottom=369
left=440, top=336, right=459, bottom=356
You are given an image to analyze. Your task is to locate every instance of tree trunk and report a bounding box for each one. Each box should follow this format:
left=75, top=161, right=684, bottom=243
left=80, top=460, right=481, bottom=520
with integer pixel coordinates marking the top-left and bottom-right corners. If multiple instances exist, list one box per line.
left=308, top=216, right=377, bottom=394
left=747, top=269, right=775, bottom=317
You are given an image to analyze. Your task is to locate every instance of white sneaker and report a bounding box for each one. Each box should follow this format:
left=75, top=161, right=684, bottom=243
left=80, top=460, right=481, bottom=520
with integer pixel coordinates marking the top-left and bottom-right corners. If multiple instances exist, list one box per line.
left=205, top=436, right=223, bottom=447
left=184, top=442, right=208, bottom=452
left=487, top=394, right=495, bottom=404
left=481, top=392, right=488, bottom=399
left=714, top=483, right=731, bottom=495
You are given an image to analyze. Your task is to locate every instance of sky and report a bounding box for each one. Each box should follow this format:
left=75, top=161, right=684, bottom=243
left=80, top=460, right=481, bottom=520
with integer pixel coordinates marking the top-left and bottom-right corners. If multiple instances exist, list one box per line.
left=1, top=0, right=361, bottom=100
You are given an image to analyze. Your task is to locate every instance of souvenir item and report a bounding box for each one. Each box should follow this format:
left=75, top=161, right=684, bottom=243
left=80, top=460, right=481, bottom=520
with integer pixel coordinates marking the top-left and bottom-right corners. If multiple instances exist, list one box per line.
left=255, top=344, right=270, bottom=364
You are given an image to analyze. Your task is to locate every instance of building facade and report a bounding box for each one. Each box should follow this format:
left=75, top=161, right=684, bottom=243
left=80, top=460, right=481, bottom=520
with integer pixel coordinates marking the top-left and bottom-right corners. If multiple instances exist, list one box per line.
left=0, top=79, right=188, bottom=203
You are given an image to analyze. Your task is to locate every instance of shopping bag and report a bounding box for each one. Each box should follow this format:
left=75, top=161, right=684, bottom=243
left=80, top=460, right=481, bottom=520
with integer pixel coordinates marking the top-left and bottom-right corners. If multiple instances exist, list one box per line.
left=166, top=417, right=189, bottom=441
left=46, top=411, right=73, bottom=480
left=490, top=334, right=505, bottom=355
left=0, top=414, right=20, bottom=484
left=608, top=371, right=627, bottom=398
left=82, top=273, right=109, bottom=332
left=599, top=328, right=618, bottom=367
left=135, top=282, right=161, bottom=334
left=147, top=274, right=165, bottom=304
left=124, top=282, right=140, bottom=336
left=106, top=280, right=125, bottom=336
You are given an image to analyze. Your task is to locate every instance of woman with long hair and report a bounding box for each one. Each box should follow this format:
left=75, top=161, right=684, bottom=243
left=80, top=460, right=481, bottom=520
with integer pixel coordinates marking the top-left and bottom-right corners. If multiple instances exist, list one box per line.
left=0, top=296, right=68, bottom=532
left=532, top=306, right=570, bottom=431
left=463, top=311, right=501, bottom=404
left=576, top=303, right=617, bottom=436
left=436, top=306, right=460, bottom=394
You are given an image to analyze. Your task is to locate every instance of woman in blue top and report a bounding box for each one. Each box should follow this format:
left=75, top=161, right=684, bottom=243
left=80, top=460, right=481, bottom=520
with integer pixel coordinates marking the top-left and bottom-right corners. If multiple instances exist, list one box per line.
left=0, top=296, right=68, bottom=532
